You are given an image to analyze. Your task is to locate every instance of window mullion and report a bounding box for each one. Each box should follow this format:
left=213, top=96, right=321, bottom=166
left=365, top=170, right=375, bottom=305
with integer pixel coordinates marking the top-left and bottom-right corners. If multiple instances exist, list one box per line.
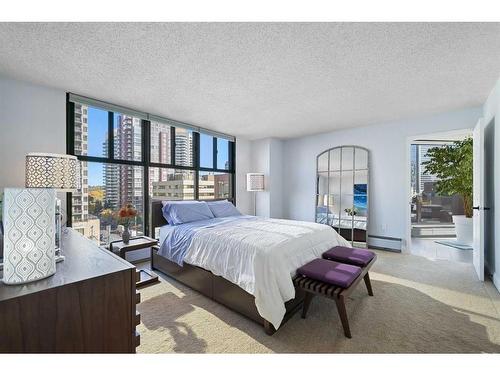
left=232, top=140, right=236, bottom=203
left=194, top=132, right=200, bottom=200
left=213, top=137, right=218, bottom=170
left=143, top=119, right=151, bottom=236
left=66, top=96, right=75, bottom=227
left=171, top=126, right=176, bottom=165
left=108, top=112, right=114, bottom=160
left=229, top=141, right=235, bottom=173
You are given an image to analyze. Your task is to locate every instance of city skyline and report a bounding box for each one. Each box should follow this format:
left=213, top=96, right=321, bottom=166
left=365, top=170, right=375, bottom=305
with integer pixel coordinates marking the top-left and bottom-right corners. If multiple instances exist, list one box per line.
left=85, top=107, right=229, bottom=186
left=411, top=143, right=449, bottom=195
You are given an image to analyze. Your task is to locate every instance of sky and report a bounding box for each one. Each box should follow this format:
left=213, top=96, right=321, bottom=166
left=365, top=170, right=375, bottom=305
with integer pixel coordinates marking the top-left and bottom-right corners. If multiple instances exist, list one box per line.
left=85, top=107, right=229, bottom=186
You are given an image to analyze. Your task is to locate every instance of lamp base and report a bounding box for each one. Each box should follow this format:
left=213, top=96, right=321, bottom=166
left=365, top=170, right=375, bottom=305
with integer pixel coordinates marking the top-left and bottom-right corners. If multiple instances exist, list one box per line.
left=0, top=253, right=65, bottom=271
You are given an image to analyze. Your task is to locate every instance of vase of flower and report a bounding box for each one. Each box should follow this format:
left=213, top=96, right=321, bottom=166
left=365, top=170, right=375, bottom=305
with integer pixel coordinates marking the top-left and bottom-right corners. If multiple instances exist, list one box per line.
left=118, top=204, right=137, bottom=244
left=122, top=225, right=131, bottom=244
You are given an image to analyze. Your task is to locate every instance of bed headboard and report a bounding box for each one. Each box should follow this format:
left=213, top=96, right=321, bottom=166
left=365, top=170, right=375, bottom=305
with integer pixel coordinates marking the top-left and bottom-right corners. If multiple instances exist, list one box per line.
left=151, top=198, right=236, bottom=234
left=152, top=200, right=168, bottom=230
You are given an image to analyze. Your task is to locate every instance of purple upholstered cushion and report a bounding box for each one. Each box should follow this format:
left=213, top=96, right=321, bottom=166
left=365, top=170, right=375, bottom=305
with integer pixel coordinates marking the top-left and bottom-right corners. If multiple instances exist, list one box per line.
left=323, top=246, right=375, bottom=267
left=297, top=258, right=362, bottom=288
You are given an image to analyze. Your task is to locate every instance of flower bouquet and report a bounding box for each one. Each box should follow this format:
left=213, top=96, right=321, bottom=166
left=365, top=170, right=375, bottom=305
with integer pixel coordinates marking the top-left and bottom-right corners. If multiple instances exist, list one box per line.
left=117, top=203, right=137, bottom=243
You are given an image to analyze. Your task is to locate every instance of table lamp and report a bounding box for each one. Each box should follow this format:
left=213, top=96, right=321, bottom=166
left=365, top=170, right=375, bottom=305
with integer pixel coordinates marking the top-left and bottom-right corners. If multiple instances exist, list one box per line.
left=2, top=188, right=56, bottom=285
left=25, top=153, right=80, bottom=262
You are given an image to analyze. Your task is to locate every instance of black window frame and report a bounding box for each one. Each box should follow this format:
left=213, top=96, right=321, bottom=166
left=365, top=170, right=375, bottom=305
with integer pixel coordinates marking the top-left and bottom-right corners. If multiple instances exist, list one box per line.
left=66, top=93, right=236, bottom=238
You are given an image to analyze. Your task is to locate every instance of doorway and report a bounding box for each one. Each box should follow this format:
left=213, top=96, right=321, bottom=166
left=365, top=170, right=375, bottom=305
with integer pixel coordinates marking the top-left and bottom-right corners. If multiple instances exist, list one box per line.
left=407, top=130, right=473, bottom=263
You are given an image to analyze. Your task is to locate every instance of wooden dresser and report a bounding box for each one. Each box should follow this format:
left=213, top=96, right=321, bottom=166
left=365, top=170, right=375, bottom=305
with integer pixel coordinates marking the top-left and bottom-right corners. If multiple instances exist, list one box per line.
left=0, top=228, right=140, bottom=353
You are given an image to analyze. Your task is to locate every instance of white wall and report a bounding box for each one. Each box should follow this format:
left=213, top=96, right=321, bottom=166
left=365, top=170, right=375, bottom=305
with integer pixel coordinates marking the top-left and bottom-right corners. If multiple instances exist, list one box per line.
left=282, top=107, right=482, bottom=250
left=482, top=75, right=500, bottom=290
left=269, top=138, right=284, bottom=218
left=250, top=139, right=271, bottom=216
left=0, top=75, right=68, bottom=214
left=0, top=75, right=66, bottom=189
left=246, top=138, right=285, bottom=218
left=235, top=137, right=253, bottom=215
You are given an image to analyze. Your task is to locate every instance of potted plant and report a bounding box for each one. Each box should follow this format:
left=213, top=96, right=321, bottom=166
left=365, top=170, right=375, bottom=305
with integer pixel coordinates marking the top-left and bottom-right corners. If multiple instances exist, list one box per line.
left=422, top=137, right=473, bottom=245
left=117, top=204, right=137, bottom=244
left=344, top=208, right=357, bottom=217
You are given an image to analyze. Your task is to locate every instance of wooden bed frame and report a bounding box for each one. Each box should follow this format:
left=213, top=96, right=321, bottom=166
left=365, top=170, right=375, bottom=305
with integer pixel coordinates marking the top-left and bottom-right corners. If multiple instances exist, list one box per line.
left=150, top=200, right=305, bottom=335
left=337, top=227, right=366, bottom=243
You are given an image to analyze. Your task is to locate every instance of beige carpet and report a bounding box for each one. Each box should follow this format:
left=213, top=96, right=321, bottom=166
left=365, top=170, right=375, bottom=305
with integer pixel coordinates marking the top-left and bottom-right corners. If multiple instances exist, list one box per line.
left=136, top=251, right=500, bottom=353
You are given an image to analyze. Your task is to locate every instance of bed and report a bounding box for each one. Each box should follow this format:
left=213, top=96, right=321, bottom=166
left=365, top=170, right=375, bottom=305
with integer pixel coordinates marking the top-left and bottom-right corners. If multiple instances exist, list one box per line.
left=150, top=200, right=351, bottom=334
left=315, top=211, right=367, bottom=243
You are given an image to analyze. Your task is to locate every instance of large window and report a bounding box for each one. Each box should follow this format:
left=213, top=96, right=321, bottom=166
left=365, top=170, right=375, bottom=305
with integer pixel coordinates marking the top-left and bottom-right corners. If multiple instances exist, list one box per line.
left=67, top=96, right=235, bottom=245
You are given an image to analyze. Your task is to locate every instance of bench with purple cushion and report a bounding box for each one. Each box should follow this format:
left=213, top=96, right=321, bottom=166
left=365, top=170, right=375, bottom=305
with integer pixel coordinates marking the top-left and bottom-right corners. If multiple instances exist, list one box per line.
left=323, top=246, right=376, bottom=267
left=293, top=248, right=376, bottom=338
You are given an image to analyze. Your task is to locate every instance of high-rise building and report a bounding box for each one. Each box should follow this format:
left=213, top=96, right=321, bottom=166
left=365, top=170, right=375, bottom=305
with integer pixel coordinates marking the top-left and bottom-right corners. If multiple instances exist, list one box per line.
left=150, top=122, right=171, bottom=165
left=72, top=104, right=101, bottom=243
left=410, top=145, right=417, bottom=195
left=418, top=144, right=439, bottom=194
left=93, top=115, right=145, bottom=236
left=102, top=129, right=120, bottom=210
left=174, top=129, right=193, bottom=166
left=92, top=115, right=144, bottom=233
left=149, top=122, right=172, bottom=196
left=72, top=103, right=89, bottom=225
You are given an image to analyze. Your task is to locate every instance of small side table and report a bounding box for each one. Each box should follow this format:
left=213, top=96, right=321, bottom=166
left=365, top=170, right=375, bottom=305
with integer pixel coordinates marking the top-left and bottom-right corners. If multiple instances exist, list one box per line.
left=109, top=236, right=159, bottom=288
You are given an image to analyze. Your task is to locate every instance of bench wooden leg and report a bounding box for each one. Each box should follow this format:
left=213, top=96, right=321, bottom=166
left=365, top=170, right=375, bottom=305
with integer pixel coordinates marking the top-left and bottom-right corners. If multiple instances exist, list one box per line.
left=364, top=272, right=374, bottom=296
left=301, top=292, right=314, bottom=319
left=335, top=295, right=352, bottom=338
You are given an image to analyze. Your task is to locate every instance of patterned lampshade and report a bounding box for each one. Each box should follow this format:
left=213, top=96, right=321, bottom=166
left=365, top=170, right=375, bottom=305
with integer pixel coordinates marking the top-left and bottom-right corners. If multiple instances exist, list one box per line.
left=25, top=153, right=80, bottom=192
left=246, top=173, right=265, bottom=192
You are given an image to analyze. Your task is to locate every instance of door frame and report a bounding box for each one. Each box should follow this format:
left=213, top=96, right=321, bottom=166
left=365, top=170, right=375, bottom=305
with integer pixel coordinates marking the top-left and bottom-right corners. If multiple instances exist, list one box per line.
left=405, top=129, right=474, bottom=254
left=473, top=118, right=485, bottom=281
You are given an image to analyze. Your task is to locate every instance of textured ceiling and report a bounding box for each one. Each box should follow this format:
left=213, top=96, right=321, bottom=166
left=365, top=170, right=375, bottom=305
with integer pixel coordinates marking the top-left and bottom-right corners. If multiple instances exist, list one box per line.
left=1, top=23, right=500, bottom=139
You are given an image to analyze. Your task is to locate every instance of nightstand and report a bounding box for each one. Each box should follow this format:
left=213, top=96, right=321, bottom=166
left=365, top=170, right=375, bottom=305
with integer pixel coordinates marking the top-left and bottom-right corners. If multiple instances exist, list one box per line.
left=109, top=236, right=159, bottom=288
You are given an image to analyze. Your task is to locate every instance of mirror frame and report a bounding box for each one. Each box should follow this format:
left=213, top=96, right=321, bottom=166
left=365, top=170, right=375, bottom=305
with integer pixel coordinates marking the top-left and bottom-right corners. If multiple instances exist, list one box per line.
left=315, top=145, right=369, bottom=247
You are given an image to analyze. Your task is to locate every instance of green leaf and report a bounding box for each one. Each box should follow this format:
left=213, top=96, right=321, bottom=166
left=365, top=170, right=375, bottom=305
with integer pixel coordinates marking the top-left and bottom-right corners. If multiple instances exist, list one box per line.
left=421, top=137, right=473, bottom=217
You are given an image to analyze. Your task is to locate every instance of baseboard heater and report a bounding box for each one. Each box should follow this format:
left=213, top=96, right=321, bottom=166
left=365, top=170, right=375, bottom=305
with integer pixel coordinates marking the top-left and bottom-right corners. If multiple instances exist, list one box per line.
left=367, top=235, right=402, bottom=253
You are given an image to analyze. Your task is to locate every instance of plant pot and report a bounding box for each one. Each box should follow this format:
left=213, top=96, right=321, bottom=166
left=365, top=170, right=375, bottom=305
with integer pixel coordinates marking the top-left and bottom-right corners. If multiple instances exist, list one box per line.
left=122, top=226, right=131, bottom=244
left=452, top=215, right=473, bottom=246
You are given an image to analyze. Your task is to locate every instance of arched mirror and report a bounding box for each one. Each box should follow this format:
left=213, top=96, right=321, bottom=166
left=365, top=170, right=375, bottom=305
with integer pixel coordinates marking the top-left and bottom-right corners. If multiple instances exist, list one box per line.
left=316, top=146, right=369, bottom=247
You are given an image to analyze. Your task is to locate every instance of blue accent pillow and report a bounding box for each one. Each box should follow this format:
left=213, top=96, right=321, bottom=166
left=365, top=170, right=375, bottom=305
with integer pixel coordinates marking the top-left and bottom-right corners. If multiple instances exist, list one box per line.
left=162, top=201, right=215, bottom=225
left=316, top=206, right=331, bottom=214
left=207, top=200, right=242, bottom=218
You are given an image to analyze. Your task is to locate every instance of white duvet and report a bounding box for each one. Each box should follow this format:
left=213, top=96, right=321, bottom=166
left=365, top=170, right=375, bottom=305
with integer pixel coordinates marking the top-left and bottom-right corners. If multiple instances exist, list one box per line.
left=182, top=217, right=350, bottom=329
